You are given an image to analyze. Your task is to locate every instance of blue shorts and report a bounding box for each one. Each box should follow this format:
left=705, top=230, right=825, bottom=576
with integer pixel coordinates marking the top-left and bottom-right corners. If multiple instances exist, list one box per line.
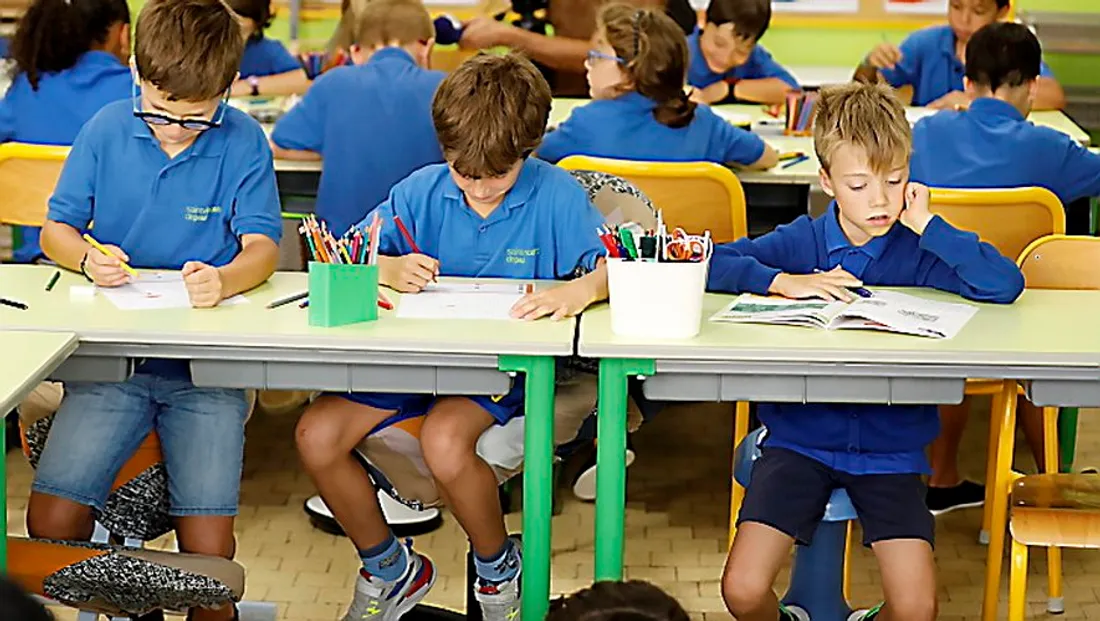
left=330, top=379, right=526, bottom=431
left=32, top=374, right=249, bottom=517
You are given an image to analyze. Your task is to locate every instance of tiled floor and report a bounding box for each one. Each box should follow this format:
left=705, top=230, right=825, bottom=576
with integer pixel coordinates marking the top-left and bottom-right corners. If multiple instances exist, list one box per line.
left=7, top=398, right=1100, bottom=620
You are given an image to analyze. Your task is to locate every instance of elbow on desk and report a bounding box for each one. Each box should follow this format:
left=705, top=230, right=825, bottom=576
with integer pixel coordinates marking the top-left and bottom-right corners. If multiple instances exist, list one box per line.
left=969, top=272, right=1026, bottom=305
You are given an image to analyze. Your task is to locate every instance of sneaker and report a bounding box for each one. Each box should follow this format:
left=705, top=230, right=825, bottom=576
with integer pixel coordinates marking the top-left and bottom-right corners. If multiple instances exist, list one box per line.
left=847, top=603, right=883, bottom=621
left=475, top=568, right=522, bottom=621
left=342, top=542, right=436, bottom=621
left=926, top=480, right=985, bottom=516
left=572, top=439, right=637, bottom=502
left=779, top=604, right=809, bottom=621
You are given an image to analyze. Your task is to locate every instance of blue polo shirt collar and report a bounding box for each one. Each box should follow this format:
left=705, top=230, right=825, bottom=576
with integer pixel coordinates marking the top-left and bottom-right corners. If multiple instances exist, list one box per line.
left=967, top=97, right=1026, bottom=122
left=367, top=47, right=417, bottom=67
left=441, top=157, right=539, bottom=222
left=615, top=91, right=657, bottom=111
left=824, top=203, right=890, bottom=260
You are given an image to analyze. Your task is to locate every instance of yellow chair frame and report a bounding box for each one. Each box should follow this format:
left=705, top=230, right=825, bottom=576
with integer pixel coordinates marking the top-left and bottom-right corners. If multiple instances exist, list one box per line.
left=556, top=155, right=748, bottom=243
left=0, top=142, right=70, bottom=228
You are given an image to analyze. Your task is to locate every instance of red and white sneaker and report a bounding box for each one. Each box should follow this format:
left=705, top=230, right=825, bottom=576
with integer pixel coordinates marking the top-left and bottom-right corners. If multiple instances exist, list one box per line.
left=342, top=541, right=436, bottom=621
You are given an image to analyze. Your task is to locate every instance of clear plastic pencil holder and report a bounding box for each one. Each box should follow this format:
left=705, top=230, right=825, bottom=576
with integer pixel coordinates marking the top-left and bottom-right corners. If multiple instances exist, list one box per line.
left=606, top=258, right=708, bottom=339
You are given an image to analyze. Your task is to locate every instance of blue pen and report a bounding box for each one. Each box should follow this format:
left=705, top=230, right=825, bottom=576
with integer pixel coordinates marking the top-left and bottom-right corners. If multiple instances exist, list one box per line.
left=813, top=268, right=872, bottom=298
left=781, top=154, right=810, bottom=169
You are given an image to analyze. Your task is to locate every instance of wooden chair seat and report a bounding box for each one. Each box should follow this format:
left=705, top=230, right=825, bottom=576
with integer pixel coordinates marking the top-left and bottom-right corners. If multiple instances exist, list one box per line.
left=1010, top=474, right=1100, bottom=548
left=8, top=537, right=244, bottom=617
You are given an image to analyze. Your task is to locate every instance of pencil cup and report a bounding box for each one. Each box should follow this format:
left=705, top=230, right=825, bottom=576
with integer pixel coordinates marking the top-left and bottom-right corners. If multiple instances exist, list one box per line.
left=308, top=262, right=379, bottom=328
left=607, top=258, right=708, bottom=339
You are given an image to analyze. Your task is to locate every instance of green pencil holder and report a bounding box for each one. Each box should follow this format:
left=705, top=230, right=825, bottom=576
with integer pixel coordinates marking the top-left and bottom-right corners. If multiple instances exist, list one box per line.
left=308, top=262, right=379, bottom=327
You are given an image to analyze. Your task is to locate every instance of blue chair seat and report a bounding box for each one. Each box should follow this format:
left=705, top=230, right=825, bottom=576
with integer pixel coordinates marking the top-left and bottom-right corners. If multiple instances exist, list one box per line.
left=733, top=428, right=859, bottom=523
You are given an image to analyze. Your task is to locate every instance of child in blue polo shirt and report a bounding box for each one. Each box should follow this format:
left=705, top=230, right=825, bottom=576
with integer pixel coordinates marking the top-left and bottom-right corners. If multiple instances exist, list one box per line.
left=295, top=53, right=608, bottom=621
left=685, top=0, right=798, bottom=105
left=855, top=0, right=1065, bottom=111
left=717, top=83, right=1023, bottom=621
left=272, top=0, right=445, bottom=236
left=0, top=0, right=131, bottom=263
left=227, top=0, right=311, bottom=96
left=31, top=2, right=281, bottom=620
left=910, top=21, right=1100, bottom=516
left=537, top=4, right=777, bottom=170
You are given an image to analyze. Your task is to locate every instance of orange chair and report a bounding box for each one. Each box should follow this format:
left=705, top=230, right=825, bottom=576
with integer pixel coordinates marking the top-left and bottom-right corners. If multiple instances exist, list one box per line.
left=996, top=236, right=1100, bottom=621
left=0, top=142, right=69, bottom=228
left=556, top=155, right=753, bottom=546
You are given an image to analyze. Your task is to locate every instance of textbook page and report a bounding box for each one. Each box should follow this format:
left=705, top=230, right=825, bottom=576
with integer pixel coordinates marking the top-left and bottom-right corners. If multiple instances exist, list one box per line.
left=97, top=272, right=248, bottom=311
left=709, top=294, right=848, bottom=328
left=829, top=290, right=977, bottom=339
left=396, top=282, right=533, bottom=320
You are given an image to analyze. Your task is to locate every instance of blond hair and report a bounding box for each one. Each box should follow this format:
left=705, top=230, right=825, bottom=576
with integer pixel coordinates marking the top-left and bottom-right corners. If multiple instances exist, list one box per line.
left=353, top=0, right=432, bottom=48
left=134, top=0, right=243, bottom=101
left=812, top=82, right=911, bottom=174
left=432, top=53, right=552, bottom=179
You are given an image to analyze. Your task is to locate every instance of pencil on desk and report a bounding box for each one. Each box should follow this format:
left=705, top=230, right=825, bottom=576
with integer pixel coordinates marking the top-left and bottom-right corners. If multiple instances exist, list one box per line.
left=267, top=291, right=309, bottom=309
left=45, top=270, right=61, bottom=292
left=82, top=234, right=139, bottom=277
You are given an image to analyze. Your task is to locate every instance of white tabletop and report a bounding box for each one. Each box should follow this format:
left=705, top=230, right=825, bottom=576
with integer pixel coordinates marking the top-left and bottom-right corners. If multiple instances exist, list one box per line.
left=0, top=266, right=577, bottom=357
left=579, top=288, right=1100, bottom=368
left=0, top=331, right=77, bottom=413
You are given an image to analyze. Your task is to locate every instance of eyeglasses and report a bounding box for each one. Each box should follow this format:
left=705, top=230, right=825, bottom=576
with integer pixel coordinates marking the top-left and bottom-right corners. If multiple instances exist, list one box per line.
left=586, top=49, right=625, bottom=65
left=131, top=81, right=229, bottom=132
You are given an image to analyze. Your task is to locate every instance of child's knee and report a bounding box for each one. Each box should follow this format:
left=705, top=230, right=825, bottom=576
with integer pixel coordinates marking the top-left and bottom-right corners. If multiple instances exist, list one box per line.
left=295, top=401, right=346, bottom=465
left=888, top=590, right=937, bottom=621
left=26, top=493, right=94, bottom=541
left=721, top=562, right=772, bottom=615
left=419, top=404, right=482, bottom=475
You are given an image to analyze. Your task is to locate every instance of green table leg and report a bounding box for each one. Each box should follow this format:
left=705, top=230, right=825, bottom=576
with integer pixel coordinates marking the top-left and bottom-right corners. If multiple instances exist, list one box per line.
left=1059, top=407, right=1080, bottom=473
left=499, top=355, right=555, bottom=621
left=595, top=358, right=654, bottom=581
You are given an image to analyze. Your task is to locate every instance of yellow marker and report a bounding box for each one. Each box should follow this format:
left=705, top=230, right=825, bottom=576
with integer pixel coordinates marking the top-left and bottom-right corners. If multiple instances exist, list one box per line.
left=778, top=151, right=805, bottom=161
left=82, top=234, right=139, bottom=277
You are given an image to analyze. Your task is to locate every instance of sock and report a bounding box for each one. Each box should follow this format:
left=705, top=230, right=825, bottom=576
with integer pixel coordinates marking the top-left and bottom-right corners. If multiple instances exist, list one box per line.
left=473, top=538, right=520, bottom=585
left=358, top=533, right=407, bottom=583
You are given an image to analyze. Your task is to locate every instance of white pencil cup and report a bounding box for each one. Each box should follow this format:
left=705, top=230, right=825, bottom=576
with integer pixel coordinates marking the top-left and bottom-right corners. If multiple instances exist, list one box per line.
left=607, top=258, right=708, bottom=339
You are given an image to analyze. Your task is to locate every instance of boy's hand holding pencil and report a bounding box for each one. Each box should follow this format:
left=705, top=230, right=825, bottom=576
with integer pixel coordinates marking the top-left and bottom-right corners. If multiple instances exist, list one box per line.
left=80, top=236, right=133, bottom=288
left=380, top=254, right=439, bottom=293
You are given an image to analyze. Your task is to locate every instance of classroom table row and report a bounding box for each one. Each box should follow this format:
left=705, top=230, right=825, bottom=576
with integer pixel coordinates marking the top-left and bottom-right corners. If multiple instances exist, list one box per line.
left=3, top=264, right=1100, bottom=621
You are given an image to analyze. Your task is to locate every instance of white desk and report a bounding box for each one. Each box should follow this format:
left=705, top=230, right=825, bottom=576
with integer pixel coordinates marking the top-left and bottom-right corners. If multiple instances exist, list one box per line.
left=0, top=265, right=573, bottom=621
left=0, top=330, right=79, bottom=570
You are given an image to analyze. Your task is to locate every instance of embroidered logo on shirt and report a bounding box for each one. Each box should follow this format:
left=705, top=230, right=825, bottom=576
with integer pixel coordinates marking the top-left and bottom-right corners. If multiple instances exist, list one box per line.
left=184, top=206, right=223, bottom=223
left=506, top=248, right=539, bottom=264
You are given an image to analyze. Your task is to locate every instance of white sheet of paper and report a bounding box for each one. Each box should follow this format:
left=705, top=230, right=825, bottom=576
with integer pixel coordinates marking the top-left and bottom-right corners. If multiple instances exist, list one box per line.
left=97, top=273, right=248, bottom=311
left=396, top=282, right=533, bottom=320
left=905, top=108, right=939, bottom=125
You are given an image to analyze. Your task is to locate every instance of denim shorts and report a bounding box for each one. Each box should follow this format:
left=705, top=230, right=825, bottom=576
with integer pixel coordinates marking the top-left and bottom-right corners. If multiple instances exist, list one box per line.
left=32, top=374, right=249, bottom=517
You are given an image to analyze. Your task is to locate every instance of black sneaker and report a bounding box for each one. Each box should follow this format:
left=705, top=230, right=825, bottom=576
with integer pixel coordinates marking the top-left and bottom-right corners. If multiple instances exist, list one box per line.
left=926, top=480, right=985, bottom=516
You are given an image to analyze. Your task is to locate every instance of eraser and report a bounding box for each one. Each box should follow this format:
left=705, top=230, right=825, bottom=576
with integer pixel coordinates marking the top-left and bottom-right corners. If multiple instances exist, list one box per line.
left=70, top=286, right=96, bottom=301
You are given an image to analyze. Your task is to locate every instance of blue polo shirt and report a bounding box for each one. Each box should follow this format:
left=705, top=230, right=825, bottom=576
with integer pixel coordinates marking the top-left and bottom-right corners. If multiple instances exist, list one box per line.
left=0, top=50, right=131, bottom=262
left=880, top=25, right=1054, bottom=107
left=911, top=98, right=1100, bottom=206
left=239, top=36, right=302, bottom=78
left=537, top=92, right=766, bottom=166
left=365, top=158, right=605, bottom=279
left=48, top=99, right=283, bottom=269
left=707, top=207, right=1024, bottom=475
left=273, top=48, right=444, bottom=235
left=686, top=29, right=799, bottom=91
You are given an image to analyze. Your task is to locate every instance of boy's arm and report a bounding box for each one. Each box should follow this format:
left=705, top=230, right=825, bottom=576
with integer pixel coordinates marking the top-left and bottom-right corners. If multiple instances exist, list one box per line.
left=42, top=130, right=98, bottom=271
left=233, top=69, right=312, bottom=97
left=1033, top=76, right=1067, bottom=111
left=716, top=119, right=778, bottom=170
left=204, top=233, right=279, bottom=299
left=707, top=218, right=811, bottom=294
left=903, top=185, right=1024, bottom=303
left=731, top=78, right=796, bottom=106
left=271, top=80, right=326, bottom=160
left=1055, top=137, right=1100, bottom=204
left=459, top=18, right=590, bottom=73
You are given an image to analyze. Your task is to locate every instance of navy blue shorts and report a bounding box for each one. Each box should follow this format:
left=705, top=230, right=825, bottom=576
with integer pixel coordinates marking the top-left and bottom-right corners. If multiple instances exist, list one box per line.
left=738, top=447, right=934, bottom=547
left=327, top=380, right=526, bottom=431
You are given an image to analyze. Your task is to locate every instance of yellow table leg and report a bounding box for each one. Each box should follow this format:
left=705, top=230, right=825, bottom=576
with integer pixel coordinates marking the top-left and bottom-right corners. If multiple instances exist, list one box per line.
left=982, top=381, right=1019, bottom=621
left=727, top=402, right=750, bottom=550
left=1043, top=406, right=1065, bottom=613
left=1008, top=538, right=1029, bottom=621
left=981, top=393, right=1002, bottom=545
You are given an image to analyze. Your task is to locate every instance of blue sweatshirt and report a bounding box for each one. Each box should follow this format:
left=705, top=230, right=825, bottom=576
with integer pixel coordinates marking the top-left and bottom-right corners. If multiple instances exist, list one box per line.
left=707, top=206, right=1024, bottom=474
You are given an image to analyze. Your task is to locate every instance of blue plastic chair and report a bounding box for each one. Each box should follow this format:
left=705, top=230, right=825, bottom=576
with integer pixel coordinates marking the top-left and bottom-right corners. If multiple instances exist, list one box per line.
left=734, top=428, right=859, bottom=621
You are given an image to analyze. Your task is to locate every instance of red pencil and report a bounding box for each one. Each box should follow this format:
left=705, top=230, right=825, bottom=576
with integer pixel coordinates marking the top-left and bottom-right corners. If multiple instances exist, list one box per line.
left=393, top=215, right=422, bottom=254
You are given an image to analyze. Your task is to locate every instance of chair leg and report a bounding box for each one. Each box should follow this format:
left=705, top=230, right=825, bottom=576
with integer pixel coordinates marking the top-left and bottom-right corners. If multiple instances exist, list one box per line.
left=1058, top=408, right=1079, bottom=474
left=982, top=381, right=1019, bottom=621
left=1008, top=538, right=1030, bottom=621
left=842, top=521, right=853, bottom=605
left=1043, top=407, right=1065, bottom=614
left=727, top=402, right=750, bottom=550
left=980, top=391, right=1004, bottom=546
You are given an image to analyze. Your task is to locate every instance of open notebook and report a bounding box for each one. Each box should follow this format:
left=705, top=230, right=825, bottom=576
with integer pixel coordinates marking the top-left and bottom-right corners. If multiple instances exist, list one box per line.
left=709, top=290, right=978, bottom=339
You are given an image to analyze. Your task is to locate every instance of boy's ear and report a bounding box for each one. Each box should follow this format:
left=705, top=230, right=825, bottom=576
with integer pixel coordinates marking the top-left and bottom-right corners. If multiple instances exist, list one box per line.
left=348, top=44, right=367, bottom=65
left=417, top=37, right=436, bottom=68
left=818, top=168, right=835, bottom=197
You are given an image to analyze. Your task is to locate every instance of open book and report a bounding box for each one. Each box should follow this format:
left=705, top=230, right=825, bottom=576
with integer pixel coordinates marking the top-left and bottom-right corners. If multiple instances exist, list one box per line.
left=709, top=290, right=978, bottom=339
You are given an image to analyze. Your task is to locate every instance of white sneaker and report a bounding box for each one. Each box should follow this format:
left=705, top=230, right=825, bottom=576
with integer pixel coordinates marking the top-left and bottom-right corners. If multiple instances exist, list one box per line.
left=572, top=448, right=636, bottom=502
left=342, top=542, right=436, bottom=621
left=475, top=568, right=522, bottom=621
